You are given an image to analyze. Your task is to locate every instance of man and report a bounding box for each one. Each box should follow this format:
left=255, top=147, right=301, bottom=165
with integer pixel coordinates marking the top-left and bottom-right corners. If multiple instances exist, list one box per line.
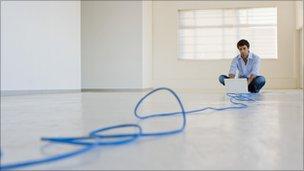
left=218, top=39, right=266, bottom=93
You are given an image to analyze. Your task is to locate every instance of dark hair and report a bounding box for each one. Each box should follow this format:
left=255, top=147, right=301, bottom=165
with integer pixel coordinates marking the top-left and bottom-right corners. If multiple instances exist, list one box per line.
left=237, top=39, right=250, bottom=48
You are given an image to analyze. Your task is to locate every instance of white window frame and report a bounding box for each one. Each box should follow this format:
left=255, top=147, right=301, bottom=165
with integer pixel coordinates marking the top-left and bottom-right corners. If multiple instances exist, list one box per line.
left=177, top=7, right=278, bottom=60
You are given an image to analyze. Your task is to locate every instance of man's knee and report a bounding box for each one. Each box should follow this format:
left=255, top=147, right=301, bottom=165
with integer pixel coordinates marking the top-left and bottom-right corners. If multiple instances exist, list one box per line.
left=249, top=76, right=266, bottom=93
left=218, top=75, right=227, bottom=85
left=255, top=76, right=266, bottom=85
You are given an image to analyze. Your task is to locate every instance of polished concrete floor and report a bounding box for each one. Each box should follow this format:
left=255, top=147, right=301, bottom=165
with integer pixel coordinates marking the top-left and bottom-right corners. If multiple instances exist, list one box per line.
left=1, top=89, right=303, bottom=170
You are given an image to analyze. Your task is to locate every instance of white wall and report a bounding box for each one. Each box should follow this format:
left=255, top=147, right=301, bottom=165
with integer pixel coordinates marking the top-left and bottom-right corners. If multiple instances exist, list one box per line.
left=142, top=1, right=153, bottom=88
left=295, top=1, right=303, bottom=30
left=295, top=1, right=303, bottom=88
left=300, top=29, right=303, bottom=88
left=1, top=1, right=81, bottom=91
left=81, top=1, right=152, bottom=89
left=1, top=1, right=300, bottom=91
left=152, top=1, right=299, bottom=90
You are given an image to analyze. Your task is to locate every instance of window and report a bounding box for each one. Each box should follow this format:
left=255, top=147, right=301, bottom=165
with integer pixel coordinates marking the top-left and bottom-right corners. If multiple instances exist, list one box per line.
left=178, top=7, right=277, bottom=60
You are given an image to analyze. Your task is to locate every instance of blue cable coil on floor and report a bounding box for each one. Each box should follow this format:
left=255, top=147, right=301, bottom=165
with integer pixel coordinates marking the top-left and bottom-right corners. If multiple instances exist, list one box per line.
left=0, top=87, right=256, bottom=170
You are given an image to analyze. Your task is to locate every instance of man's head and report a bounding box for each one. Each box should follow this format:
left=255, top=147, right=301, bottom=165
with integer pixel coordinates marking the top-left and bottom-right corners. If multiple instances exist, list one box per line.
left=237, top=39, right=250, bottom=58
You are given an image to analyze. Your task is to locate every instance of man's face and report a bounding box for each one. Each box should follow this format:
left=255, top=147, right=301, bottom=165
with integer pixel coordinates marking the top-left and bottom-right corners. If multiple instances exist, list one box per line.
left=238, top=45, right=249, bottom=58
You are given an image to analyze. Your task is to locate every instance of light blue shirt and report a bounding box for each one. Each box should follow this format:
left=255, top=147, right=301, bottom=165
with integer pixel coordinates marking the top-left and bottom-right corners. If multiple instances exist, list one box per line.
left=229, top=52, right=261, bottom=78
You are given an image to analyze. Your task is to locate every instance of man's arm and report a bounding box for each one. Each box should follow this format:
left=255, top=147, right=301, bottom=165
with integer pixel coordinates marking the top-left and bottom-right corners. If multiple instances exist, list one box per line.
left=247, top=74, right=256, bottom=84
left=228, top=58, right=238, bottom=79
left=248, top=57, right=261, bottom=84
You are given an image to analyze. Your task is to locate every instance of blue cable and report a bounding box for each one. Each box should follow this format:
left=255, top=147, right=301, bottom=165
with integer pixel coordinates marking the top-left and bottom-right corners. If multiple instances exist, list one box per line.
left=0, top=87, right=256, bottom=170
left=0, top=144, right=95, bottom=170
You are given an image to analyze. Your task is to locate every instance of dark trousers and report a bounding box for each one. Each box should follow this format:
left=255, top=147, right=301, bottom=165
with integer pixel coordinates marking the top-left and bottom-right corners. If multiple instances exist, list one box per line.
left=218, top=75, right=266, bottom=93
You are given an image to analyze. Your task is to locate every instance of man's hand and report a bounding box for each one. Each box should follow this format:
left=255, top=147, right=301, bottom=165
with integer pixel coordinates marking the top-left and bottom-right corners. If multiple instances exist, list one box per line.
left=247, top=74, right=256, bottom=85
left=228, top=74, right=235, bottom=79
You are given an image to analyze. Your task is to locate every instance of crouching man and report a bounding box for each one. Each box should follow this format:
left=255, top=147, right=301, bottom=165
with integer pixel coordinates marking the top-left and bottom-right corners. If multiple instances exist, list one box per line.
left=218, top=39, right=266, bottom=93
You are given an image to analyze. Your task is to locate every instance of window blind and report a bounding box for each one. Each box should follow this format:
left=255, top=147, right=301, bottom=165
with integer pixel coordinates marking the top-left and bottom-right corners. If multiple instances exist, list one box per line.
left=178, top=7, right=277, bottom=60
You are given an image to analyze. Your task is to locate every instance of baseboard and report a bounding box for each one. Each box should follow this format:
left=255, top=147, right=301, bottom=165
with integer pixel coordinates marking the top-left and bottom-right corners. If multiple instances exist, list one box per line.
left=1, top=89, right=81, bottom=96
left=152, top=77, right=299, bottom=90
left=1, top=88, right=154, bottom=96
left=81, top=88, right=153, bottom=92
left=1, top=81, right=300, bottom=96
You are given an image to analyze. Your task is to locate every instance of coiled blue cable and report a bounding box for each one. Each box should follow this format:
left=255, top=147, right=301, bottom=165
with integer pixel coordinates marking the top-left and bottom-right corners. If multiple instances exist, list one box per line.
left=0, top=87, right=256, bottom=170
